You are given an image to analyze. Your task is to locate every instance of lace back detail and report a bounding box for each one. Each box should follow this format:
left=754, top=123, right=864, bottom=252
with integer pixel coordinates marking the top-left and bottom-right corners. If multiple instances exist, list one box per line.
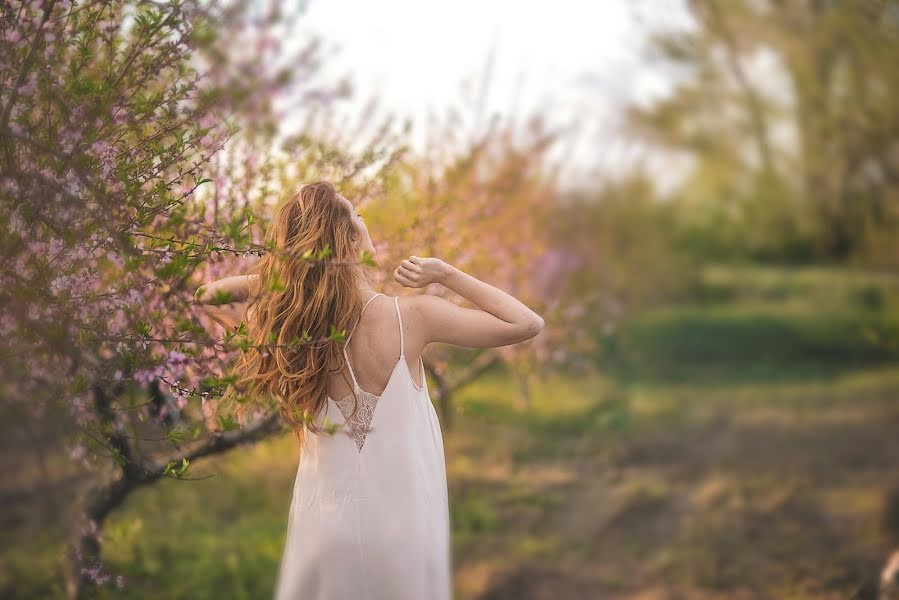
left=333, top=293, right=406, bottom=453
left=333, top=388, right=379, bottom=452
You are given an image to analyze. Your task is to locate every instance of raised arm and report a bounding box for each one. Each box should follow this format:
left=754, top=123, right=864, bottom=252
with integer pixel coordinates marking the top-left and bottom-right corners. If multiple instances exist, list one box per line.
left=396, top=257, right=544, bottom=349
left=193, top=274, right=259, bottom=332
left=194, top=274, right=259, bottom=305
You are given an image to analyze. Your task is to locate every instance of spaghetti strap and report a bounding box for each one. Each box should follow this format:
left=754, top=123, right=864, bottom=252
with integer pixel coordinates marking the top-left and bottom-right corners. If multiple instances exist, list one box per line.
left=343, top=292, right=385, bottom=390
left=394, top=296, right=404, bottom=358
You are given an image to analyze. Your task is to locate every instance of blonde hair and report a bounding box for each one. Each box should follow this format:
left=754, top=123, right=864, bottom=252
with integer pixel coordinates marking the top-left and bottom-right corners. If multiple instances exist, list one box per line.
left=229, top=180, right=371, bottom=450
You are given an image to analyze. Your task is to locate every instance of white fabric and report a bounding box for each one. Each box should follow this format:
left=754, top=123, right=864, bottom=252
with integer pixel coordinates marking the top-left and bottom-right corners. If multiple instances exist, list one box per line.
left=273, top=293, right=452, bottom=600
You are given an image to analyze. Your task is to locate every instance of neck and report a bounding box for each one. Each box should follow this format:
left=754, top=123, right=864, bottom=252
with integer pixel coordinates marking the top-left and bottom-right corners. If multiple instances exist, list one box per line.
left=353, top=269, right=378, bottom=300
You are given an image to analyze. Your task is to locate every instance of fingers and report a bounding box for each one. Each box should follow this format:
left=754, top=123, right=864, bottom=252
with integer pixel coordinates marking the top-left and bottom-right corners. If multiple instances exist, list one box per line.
left=397, top=263, right=418, bottom=279
left=395, top=257, right=427, bottom=288
left=401, top=259, right=422, bottom=273
left=394, top=266, right=416, bottom=287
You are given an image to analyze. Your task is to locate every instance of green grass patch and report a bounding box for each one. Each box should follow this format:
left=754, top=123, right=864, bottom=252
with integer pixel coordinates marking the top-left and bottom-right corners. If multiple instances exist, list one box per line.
left=601, top=302, right=899, bottom=386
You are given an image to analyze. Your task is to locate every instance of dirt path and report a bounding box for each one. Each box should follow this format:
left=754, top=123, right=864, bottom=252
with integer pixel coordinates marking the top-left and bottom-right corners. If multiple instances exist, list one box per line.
left=471, top=383, right=899, bottom=600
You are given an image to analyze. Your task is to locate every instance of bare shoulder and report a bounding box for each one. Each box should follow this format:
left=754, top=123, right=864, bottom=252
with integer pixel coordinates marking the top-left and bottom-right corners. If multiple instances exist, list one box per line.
left=400, top=293, right=439, bottom=310
left=396, top=293, right=428, bottom=326
left=400, top=293, right=450, bottom=322
left=397, top=294, right=444, bottom=345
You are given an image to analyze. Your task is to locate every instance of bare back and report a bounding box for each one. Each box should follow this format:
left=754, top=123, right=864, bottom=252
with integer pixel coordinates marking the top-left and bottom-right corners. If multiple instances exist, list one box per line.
left=326, top=294, right=425, bottom=403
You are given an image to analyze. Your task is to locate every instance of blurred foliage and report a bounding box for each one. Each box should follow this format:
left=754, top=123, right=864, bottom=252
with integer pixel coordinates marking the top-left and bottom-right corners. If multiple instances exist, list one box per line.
left=630, top=0, right=899, bottom=264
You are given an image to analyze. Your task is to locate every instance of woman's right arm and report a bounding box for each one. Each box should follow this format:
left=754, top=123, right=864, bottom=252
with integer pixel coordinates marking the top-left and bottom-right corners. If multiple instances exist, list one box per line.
left=194, top=274, right=259, bottom=305
left=193, top=274, right=260, bottom=333
left=396, top=257, right=544, bottom=349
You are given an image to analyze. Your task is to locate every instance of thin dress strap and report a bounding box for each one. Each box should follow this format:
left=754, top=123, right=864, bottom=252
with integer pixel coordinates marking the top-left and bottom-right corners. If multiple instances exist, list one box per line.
left=394, top=296, right=404, bottom=358
left=343, top=293, right=385, bottom=390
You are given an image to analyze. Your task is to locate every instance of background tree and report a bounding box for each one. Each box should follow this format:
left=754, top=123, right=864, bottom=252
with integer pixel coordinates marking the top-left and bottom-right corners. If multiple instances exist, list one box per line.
left=359, top=103, right=583, bottom=426
left=629, top=0, right=899, bottom=263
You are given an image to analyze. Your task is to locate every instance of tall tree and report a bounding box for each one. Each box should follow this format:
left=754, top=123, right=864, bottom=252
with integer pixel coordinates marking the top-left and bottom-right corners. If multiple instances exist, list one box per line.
left=630, top=0, right=899, bottom=262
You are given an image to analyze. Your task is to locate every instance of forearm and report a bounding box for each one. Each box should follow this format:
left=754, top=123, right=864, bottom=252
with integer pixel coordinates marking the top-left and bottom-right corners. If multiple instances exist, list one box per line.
left=440, top=264, right=544, bottom=328
left=194, top=274, right=258, bottom=305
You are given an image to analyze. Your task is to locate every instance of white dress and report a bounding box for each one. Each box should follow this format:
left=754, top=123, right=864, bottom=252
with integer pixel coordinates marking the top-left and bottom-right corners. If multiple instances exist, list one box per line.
left=273, top=293, right=452, bottom=600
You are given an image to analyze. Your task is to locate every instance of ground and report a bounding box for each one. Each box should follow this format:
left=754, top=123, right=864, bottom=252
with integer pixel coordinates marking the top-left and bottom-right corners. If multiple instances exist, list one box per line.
left=3, top=263, right=899, bottom=599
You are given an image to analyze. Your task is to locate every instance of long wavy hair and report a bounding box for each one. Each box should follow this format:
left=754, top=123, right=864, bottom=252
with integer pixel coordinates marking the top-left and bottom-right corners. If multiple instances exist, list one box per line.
left=230, top=180, right=372, bottom=450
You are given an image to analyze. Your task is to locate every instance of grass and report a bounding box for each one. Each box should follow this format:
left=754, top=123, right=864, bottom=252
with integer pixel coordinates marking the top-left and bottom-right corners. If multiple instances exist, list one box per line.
left=600, top=302, right=899, bottom=385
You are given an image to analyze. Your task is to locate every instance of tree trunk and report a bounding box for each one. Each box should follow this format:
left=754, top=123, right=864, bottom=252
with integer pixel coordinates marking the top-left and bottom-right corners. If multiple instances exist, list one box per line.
left=427, top=364, right=453, bottom=431
left=64, top=379, right=284, bottom=598
left=515, top=369, right=532, bottom=411
left=65, top=470, right=137, bottom=599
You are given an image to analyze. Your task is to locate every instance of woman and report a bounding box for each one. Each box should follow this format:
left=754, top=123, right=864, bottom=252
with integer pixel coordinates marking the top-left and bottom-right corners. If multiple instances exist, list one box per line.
left=194, top=180, right=544, bottom=600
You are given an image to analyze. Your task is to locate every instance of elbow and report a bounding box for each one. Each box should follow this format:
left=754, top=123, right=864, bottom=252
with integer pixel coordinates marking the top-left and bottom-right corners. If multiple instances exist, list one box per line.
left=193, top=284, right=208, bottom=305
left=525, top=316, right=545, bottom=339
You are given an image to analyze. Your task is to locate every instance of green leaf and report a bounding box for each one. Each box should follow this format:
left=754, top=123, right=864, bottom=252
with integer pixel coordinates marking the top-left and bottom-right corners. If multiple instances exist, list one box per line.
left=135, top=320, right=152, bottom=337
left=360, top=250, right=377, bottom=267
left=165, top=427, right=185, bottom=446
left=217, top=414, right=240, bottom=432
left=164, top=457, right=190, bottom=478
left=210, top=289, right=235, bottom=305
left=267, top=271, right=285, bottom=292
left=329, top=323, right=347, bottom=343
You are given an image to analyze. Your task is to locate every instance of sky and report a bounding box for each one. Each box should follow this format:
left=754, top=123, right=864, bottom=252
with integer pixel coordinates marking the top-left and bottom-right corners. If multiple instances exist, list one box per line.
left=276, top=0, right=696, bottom=190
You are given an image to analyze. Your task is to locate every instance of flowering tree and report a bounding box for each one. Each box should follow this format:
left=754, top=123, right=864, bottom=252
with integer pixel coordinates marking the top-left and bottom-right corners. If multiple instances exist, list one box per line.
left=0, top=0, right=368, bottom=596
left=360, top=108, right=593, bottom=426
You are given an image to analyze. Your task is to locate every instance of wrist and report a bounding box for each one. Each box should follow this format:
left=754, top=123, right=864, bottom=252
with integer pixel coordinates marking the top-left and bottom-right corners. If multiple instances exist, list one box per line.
left=440, top=262, right=459, bottom=286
